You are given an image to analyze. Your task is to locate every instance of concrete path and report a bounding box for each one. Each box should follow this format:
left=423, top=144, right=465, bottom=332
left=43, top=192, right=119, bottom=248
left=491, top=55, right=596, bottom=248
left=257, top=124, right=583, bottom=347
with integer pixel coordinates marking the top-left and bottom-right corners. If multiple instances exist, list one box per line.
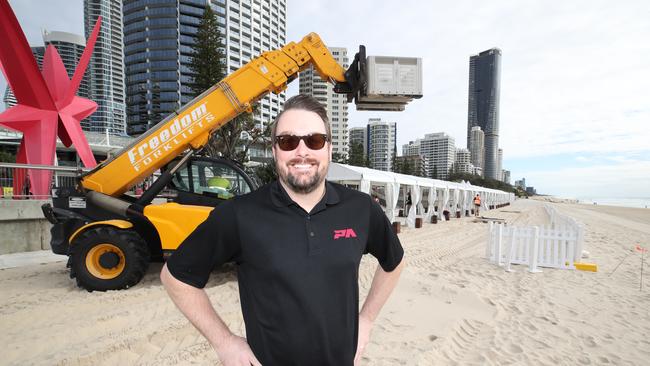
left=0, top=250, right=66, bottom=270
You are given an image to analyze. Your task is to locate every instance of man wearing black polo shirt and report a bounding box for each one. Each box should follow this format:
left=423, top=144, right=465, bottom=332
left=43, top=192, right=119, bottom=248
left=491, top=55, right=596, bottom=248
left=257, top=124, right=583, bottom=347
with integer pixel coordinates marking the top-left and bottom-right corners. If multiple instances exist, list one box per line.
left=161, top=94, right=404, bottom=366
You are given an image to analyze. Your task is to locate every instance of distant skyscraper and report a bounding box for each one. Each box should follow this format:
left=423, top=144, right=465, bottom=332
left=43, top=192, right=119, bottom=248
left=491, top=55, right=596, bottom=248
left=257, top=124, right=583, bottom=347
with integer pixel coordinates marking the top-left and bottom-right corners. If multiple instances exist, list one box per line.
left=2, top=87, right=16, bottom=110
left=349, top=126, right=367, bottom=157
left=123, top=0, right=286, bottom=155
left=502, top=169, right=511, bottom=185
left=497, top=148, right=503, bottom=181
left=394, top=155, right=426, bottom=177
left=123, top=0, right=203, bottom=134
left=3, top=46, right=45, bottom=109
left=469, top=126, right=484, bottom=175
left=300, top=47, right=349, bottom=159
left=401, top=139, right=428, bottom=177
left=367, top=118, right=396, bottom=171
left=4, top=32, right=90, bottom=111
left=3, top=32, right=91, bottom=121
left=467, top=48, right=501, bottom=180
left=515, top=178, right=526, bottom=190
left=455, top=148, right=474, bottom=174
left=402, top=139, right=420, bottom=157
left=85, top=0, right=126, bottom=135
left=217, top=0, right=286, bottom=158
left=418, top=132, right=455, bottom=180
left=42, top=31, right=91, bottom=100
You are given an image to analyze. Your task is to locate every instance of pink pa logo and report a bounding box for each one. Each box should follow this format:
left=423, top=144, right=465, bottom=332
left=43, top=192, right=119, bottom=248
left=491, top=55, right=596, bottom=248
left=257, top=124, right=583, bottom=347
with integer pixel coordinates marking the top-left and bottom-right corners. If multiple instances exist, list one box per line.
left=333, top=228, right=357, bottom=240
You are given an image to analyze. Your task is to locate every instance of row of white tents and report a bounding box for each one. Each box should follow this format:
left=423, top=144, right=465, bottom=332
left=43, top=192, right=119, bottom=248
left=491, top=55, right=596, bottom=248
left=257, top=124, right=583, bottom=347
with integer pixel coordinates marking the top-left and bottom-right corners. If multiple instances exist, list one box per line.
left=327, top=163, right=515, bottom=228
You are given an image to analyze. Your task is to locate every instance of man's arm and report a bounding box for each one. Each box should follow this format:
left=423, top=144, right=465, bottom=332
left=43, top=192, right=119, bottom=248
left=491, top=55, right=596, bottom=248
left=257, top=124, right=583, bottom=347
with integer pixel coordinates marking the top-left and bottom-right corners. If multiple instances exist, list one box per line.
left=354, top=260, right=405, bottom=365
left=160, top=264, right=261, bottom=366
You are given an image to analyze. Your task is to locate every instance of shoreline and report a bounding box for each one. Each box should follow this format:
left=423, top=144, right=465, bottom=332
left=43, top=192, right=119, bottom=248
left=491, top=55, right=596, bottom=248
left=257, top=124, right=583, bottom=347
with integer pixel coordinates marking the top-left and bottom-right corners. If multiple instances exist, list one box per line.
left=532, top=195, right=650, bottom=209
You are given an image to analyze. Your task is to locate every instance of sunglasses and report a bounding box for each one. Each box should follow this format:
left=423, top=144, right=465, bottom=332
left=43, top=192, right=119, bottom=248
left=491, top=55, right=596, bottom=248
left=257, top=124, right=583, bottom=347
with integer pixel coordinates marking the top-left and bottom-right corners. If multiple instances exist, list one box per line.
left=275, top=134, right=329, bottom=151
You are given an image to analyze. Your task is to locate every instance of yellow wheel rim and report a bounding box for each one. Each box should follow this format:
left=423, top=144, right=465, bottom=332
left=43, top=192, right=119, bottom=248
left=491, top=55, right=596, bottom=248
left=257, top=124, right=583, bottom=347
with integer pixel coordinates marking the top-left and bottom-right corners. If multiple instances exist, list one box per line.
left=85, top=243, right=125, bottom=280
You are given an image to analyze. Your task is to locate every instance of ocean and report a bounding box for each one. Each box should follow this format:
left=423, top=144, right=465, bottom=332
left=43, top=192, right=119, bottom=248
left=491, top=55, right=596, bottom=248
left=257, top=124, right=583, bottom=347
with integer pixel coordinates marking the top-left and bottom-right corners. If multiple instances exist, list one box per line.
left=576, top=197, right=650, bottom=209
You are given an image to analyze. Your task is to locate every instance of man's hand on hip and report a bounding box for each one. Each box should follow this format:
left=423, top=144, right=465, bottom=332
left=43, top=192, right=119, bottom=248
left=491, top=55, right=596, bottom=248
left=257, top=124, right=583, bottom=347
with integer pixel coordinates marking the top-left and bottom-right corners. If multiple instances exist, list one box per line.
left=215, top=334, right=262, bottom=366
left=354, top=313, right=374, bottom=365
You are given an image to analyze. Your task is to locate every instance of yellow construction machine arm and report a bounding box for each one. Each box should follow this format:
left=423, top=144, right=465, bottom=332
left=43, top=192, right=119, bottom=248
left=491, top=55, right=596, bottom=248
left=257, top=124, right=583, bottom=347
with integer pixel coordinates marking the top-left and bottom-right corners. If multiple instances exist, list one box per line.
left=81, top=33, right=347, bottom=196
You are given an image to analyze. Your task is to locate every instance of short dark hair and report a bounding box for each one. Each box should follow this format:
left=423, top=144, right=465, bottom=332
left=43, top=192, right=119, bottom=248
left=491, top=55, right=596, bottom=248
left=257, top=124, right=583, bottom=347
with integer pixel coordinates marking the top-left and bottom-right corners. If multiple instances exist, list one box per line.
left=271, top=94, right=330, bottom=143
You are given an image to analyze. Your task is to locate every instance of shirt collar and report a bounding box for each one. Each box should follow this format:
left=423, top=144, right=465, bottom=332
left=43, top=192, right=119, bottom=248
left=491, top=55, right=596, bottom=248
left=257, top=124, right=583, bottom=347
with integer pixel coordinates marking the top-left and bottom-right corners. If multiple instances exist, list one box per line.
left=270, top=180, right=340, bottom=209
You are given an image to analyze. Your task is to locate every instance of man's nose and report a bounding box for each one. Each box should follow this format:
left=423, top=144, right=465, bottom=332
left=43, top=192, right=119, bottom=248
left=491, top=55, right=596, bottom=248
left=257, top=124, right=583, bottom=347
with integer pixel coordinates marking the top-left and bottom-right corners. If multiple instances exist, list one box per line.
left=294, top=139, right=310, bottom=155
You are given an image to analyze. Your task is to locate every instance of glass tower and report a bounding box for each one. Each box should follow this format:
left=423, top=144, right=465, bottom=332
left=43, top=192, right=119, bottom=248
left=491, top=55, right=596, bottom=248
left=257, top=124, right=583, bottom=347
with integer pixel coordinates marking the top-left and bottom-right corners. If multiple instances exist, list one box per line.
left=3, top=46, right=45, bottom=109
left=122, top=0, right=200, bottom=135
left=299, top=47, right=349, bottom=159
left=467, top=48, right=501, bottom=180
left=123, top=0, right=287, bottom=150
left=85, top=0, right=127, bottom=135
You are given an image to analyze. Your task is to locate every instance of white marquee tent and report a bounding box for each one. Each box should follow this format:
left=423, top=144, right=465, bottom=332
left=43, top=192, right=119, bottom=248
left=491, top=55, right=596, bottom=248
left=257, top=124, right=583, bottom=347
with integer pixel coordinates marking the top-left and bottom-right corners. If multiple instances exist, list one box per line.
left=327, top=163, right=515, bottom=227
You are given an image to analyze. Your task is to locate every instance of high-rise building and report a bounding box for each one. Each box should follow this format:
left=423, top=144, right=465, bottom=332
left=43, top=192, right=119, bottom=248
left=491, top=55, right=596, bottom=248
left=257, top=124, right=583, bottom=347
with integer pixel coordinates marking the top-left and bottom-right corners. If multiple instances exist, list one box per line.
left=367, top=118, right=396, bottom=171
left=3, top=46, right=45, bottom=109
left=123, top=0, right=286, bottom=156
left=214, top=0, right=287, bottom=158
left=349, top=126, right=367, bottom=156
left=497, top=148, right=503, bottom=181
left=394, top=155, right=426, bottom=177
left=3, top=32, right=91, bottom=116
left=85, top=0, right=126, bottom=135
left=468, top=126, right=484, bottom=175
left=299, top=47, right=349, bottom=159
left=401, top=139, right=428, bottom=176
left=467, top=48, right=501, bottom=180
left=2, top=87, right=16, bottom=110
left=4, top=32, right=90, bottom=110
left=419, top=132, right=455, bottom=180
left=454, top=148, right=474, bottom=174
left=402, top=139, right=421, bottom=157
left=123, top=0, right=203, bottom=135
left=502, top=169, right=511, bottom=185
left=42, top=31, right=92, bottom=100
left=515, top=178, right=526, bottom=190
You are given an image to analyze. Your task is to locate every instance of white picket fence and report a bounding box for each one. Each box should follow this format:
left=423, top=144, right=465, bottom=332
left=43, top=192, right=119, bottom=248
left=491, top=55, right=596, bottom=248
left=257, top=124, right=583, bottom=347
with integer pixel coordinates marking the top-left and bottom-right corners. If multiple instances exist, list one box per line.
left=486, top=207, right=585, bottom=272
left=545, top=204, right=585, bottom=262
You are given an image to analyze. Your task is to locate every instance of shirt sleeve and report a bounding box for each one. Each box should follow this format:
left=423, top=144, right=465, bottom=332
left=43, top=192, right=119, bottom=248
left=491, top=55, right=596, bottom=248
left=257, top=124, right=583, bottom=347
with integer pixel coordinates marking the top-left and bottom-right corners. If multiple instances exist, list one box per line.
left=166, top=200, right=241, bottom=288
left=365, top=196, right=404, bottom=272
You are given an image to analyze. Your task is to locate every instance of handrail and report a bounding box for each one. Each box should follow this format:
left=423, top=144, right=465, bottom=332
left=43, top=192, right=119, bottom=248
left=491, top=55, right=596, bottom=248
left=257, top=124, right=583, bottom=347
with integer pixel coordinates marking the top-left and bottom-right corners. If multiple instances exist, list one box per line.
left=0, top=162, right=90, bottom=172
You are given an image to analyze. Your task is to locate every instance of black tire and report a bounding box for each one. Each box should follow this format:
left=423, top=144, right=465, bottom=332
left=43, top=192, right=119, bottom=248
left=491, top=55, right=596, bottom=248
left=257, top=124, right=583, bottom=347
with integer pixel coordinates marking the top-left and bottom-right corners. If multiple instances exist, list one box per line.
left=69, top=226, right=150, bottom=292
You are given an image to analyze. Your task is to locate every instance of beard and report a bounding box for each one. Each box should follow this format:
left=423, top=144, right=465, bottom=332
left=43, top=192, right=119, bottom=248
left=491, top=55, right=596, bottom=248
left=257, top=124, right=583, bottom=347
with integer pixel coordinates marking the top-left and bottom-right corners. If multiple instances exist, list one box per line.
left=277, top=157, right=328, bottom=194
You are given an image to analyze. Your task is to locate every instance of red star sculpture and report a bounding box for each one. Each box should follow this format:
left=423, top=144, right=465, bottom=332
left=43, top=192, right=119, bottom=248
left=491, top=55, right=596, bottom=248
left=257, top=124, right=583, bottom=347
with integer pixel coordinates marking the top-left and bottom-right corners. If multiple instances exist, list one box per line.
left=0, top=0, right=100, bottom=197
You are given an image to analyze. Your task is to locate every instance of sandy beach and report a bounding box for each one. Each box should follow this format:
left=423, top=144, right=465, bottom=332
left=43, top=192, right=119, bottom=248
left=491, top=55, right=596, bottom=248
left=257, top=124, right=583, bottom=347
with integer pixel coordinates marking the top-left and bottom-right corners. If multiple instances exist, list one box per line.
left=1, top=199, right=649, bottom=365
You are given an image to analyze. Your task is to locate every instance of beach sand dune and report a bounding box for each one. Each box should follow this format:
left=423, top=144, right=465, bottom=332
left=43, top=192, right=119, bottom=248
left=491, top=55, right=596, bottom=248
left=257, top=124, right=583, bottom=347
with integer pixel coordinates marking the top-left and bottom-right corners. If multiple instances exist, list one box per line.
left=1, top=200, right=649, bottom=365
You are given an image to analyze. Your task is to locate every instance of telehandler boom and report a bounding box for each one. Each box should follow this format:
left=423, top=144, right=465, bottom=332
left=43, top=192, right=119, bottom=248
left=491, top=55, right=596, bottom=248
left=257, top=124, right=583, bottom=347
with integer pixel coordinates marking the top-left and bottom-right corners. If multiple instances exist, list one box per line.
left=42, top=32, right=421, bottom=291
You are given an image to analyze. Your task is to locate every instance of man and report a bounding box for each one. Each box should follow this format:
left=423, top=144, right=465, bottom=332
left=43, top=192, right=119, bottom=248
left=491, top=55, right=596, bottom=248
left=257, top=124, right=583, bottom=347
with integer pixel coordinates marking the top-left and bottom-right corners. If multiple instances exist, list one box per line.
left=405, top=191, right=412, bottom=216
left=473, top=194, right=481, bottom=217
left=160, top=95, right=404, bottom=365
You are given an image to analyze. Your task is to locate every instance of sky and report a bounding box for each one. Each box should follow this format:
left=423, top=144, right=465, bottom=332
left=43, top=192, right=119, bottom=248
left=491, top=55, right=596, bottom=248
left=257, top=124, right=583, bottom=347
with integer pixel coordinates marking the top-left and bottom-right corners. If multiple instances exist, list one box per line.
left=2, top=0, right=649, bottom=199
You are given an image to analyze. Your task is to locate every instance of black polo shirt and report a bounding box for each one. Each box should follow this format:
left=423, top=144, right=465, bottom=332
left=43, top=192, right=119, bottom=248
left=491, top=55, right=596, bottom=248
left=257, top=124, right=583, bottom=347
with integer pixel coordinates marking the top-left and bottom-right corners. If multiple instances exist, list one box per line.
left=167, top=180, right=403, bottom=365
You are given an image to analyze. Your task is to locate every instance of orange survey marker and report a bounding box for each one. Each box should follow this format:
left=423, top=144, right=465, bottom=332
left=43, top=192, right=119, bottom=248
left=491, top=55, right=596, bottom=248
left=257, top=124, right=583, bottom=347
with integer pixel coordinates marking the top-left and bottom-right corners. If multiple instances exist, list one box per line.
left=635, top=244, right=647, bottom=253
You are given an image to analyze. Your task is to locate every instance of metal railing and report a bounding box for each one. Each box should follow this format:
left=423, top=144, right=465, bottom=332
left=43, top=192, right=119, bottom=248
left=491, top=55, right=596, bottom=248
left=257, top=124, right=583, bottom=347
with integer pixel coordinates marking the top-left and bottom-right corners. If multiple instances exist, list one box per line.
left=0, top=162, right=164, bottom=200
left=0, top=163, right=89, bottom=199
